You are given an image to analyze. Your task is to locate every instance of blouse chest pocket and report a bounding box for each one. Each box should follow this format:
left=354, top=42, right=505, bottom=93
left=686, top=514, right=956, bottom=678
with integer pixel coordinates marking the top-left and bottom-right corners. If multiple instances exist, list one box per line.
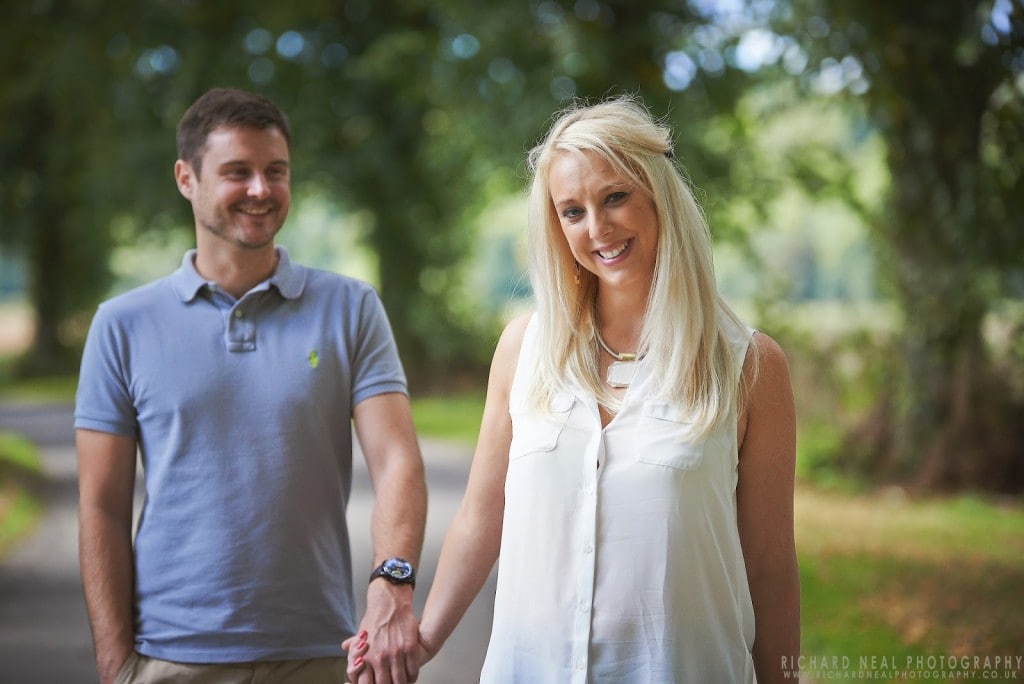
left=634, top=401, right=706, bottom=470
left=508, top=392, right=574, bottom=460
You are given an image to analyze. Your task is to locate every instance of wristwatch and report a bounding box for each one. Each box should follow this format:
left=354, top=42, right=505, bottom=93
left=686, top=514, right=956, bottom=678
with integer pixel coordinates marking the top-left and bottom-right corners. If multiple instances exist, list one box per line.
left=370, top=557, right=416, bottom=588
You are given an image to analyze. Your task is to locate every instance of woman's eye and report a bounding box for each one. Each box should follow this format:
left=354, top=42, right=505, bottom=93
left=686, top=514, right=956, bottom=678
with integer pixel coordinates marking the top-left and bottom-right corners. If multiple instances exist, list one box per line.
left=562, top=207, right=583, bottom=220
left=606, top=191, right=628, bottom=205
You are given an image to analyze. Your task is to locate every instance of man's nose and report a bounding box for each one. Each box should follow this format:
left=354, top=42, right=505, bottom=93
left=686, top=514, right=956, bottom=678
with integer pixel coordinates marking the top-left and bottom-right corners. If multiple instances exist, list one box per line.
left=247, top=174, right=270, bottom=199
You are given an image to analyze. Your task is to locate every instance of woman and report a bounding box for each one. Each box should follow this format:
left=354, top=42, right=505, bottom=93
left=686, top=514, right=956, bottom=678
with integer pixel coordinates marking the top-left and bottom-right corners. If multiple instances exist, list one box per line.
left=348, top=96, right=799, bottom=683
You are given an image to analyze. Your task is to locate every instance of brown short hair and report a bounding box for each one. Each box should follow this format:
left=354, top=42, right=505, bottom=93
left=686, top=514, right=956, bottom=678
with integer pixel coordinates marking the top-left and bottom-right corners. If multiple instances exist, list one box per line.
left=176, top=87, right=291, bottom=176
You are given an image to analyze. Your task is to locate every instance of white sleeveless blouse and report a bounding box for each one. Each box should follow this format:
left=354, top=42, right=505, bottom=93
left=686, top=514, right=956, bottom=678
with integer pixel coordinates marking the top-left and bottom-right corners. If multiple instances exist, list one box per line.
left=481, top=313, right=757, bottom=683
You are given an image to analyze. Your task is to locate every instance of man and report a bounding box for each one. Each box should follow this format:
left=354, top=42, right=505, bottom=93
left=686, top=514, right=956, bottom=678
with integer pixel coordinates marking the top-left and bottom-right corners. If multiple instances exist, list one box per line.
left=76, top=87, right=427, bottom=683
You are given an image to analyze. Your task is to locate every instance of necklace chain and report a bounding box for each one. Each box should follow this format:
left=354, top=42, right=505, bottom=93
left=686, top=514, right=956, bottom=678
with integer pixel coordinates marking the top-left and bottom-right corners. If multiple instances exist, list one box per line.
left=594, top=330, right=643, bottom=362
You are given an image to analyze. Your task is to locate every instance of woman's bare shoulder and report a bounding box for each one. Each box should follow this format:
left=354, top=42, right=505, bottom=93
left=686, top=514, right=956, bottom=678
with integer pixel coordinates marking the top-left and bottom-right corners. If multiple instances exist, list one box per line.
left=495, top=312, right=534, bottom=357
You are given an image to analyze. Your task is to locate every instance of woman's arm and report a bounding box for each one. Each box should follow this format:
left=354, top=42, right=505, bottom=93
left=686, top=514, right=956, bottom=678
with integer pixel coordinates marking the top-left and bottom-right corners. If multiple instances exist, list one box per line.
left=415, top=313, right=531, bottom=658
left=736, top=332, right=800, bottom=684
left=346, top=313, right=530, bottom=681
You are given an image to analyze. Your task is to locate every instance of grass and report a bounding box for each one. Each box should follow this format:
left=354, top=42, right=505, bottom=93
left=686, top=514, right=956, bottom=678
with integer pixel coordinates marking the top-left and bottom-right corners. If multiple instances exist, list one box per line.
left=0, top=431, right=44, bottom=558
left=0, top=369, right=77, bottom=403
left=795, top=487, right=1024, bottom=682
left=410, top=391, right=485, bottom=445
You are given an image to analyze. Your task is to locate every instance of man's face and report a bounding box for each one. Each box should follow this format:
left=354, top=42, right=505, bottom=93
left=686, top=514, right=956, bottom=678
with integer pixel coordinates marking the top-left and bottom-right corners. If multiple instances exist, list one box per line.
left=176, top=125, right=290, bottom=250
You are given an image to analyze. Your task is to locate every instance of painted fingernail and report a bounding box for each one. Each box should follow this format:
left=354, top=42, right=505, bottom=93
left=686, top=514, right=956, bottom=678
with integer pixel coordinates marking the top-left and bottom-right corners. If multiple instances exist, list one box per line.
left=358, top=630, right=368, bottom=639
left=353, top=655, right=363, bottom=667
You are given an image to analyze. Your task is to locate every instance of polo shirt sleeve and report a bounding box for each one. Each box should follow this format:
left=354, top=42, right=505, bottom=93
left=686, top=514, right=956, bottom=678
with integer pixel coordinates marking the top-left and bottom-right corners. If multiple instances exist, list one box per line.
left=349, top=287, right=408, bottom=407
left=74, top=303, right=138, bottom=438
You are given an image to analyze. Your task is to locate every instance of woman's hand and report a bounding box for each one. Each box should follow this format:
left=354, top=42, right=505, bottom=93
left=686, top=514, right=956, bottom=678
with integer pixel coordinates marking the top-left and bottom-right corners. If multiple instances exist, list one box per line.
left=342, top=630, right=368, bottom=681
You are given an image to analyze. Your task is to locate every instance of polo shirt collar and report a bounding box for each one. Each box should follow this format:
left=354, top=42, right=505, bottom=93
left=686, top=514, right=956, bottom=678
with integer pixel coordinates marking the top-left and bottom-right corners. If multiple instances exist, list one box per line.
left=170, top=246, right=307, bottom=302
left=267, top=247, right=306, bottom=299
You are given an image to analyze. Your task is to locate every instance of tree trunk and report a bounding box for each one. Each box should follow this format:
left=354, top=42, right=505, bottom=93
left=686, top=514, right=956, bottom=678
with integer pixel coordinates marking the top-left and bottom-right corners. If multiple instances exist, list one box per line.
left=372, top=205, right=429, bottom=387
left=14, top=95, right=114, bottom=377
left=876, top=109, right=1024, bottom=492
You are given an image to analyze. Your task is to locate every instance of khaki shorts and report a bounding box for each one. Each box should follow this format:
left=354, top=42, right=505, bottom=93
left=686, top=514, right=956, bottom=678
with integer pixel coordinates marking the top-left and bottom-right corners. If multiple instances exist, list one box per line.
left=113, top=651, right=347, bottom=683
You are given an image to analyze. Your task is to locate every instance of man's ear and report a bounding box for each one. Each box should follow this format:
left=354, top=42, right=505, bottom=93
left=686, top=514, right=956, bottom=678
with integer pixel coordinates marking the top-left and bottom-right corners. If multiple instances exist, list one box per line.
left=174, top=160, right=195, bottom=200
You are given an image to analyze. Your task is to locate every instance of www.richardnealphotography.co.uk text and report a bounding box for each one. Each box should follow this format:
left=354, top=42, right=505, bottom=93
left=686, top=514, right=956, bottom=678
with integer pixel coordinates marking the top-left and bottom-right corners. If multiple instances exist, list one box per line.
left=781, top=654, right=1022, bottom=680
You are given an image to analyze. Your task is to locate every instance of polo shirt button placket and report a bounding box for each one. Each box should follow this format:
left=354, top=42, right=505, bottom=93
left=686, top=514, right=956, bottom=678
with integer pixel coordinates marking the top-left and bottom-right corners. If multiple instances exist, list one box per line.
left=226, top=306, right=257, bottom=352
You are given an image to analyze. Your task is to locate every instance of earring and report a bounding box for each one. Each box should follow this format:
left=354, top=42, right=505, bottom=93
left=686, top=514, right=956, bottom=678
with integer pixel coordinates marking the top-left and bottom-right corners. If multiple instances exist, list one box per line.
left=574, top=260, right=581, bottom=286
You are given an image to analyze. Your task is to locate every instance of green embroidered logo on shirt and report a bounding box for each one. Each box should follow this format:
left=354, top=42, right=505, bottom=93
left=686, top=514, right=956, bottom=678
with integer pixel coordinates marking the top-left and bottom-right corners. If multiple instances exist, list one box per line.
left=308, top=350, right=319, bottom=368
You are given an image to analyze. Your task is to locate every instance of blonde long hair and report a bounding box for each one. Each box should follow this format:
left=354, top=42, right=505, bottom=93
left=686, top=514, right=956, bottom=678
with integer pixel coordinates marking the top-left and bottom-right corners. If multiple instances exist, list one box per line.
left=526, top=95, right=747, bottom=435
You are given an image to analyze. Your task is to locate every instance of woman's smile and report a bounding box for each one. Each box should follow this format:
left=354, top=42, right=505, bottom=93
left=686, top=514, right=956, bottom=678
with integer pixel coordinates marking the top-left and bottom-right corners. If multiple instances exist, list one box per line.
left=596, top=238, right=632, bottom=261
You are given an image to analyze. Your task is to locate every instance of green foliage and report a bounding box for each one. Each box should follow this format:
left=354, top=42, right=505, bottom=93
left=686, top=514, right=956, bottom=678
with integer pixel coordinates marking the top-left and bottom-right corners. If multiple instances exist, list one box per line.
left=0, top=488, right=41, bottom=560
left=765, top=0, right=1024, bottom=491
left=0, top=432, right=42, bottom=473
left=3, top=1, right=1022, bottom=489
left=776, top=308, right=903, bottom=489
left=0, top=431, right=43, bottom=558
left=0, top=0, right=775, bottom=385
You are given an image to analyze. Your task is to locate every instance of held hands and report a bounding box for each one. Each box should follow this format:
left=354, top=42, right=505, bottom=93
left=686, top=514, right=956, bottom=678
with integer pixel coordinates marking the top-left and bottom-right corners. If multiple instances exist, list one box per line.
left=344, top=626, right=440, bottom=679
left=344, top=628, right=439, bottom=683
left=342, top=580, right=422, bottom=684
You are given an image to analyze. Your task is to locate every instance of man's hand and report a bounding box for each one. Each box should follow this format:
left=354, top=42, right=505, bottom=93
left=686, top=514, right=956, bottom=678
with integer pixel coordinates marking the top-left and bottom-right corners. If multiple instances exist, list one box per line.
left=96, top=647, right=134, bottom=684
left=345, top=625, right=439, bottom=684
left=347, top=580, right=420, bottom=684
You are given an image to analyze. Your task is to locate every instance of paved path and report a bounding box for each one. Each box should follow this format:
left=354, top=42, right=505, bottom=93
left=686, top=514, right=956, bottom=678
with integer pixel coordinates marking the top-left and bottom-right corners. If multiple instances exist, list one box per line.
left=0, top=403, right=494, bottom=683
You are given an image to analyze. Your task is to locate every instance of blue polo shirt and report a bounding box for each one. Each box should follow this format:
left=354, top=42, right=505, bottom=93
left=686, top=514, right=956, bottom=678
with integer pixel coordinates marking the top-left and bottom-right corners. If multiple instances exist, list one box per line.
left=75, top=247, right=407, bottom=662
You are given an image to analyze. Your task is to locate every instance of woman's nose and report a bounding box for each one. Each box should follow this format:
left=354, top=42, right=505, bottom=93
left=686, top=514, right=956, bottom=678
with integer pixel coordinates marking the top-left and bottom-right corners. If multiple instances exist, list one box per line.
left=587, top=213, right=612, bottom=240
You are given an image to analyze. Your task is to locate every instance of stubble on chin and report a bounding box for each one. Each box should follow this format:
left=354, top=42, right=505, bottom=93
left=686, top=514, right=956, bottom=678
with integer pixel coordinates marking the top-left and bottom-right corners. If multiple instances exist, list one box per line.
left=200, top=214, right=280, bottom=250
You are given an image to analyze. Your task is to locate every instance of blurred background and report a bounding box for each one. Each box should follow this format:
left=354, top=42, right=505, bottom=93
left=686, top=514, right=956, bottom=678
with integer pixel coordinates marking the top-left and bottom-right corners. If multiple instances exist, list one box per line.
left=1, top=0, right=1022, bottom=678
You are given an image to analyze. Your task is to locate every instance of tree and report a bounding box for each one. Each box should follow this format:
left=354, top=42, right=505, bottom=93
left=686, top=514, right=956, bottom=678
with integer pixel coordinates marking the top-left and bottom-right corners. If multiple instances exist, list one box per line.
left=2, top=0, right=768, bottom=387
left=0, top=1, right=200, bottom=375
left=774, top=0, right=1024, bottom=491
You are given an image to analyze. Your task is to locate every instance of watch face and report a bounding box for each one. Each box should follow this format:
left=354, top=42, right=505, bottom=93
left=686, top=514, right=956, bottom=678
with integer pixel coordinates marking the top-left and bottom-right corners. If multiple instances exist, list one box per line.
left=383, top=558, right=413, bottom=580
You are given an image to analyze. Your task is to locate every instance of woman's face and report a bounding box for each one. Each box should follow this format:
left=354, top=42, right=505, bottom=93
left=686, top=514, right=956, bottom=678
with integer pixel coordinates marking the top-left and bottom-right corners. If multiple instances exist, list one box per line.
left=549, top=150, right=658, bottom=298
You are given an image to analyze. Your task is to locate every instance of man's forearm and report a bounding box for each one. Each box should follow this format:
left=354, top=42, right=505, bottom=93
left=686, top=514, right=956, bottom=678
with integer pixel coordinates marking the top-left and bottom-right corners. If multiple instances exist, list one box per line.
left=79, top=508, right=135, bottom=684
left=369, top=458, right=427, bottom=566
left=353, top=459, right=427, bottom=683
